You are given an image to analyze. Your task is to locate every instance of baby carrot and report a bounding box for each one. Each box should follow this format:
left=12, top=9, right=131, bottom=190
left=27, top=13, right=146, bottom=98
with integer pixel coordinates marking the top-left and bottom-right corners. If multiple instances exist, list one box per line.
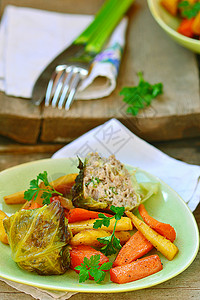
left=138, top=204, right=176, bottom=242
left=110, top=254, right=163, bottom=284
left=126, top=211, right=179, bottom=261
left=70, top=245, right=109, bottom=280
left=113, top=230, right=153, bottom=267
left=66, top=208, right=112, bottom=223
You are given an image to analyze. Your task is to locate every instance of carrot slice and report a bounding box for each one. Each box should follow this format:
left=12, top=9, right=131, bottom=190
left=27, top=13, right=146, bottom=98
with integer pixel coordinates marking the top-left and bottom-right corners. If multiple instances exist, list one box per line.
left=25, top=202, right=42, bottom=210
left=66, top=208, right=112, bottom=223
left=70, top=245, right=109, bottom=280
left=110, top=254, right=163, bottom=284
left=113, top=230, right=153, bottom=267
left=177, top=18, right=195, bottom=38
left=138, top=204, right=176, bottom=242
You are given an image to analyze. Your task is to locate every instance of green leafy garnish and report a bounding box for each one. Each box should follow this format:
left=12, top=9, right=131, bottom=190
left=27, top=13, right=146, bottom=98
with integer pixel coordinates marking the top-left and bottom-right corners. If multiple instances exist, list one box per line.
left=74, top=254, right=112, bottom=283
left=179, top=1, right=200, bottom=19
left=24, top=171, right=63, bottom=205
left=93, top=205, right=125, bottom=256
left=120, top=72, right=163, bottom=116
left=85, top=177, right=101, bottom=188
left=109, top=186, right=118, bottom=195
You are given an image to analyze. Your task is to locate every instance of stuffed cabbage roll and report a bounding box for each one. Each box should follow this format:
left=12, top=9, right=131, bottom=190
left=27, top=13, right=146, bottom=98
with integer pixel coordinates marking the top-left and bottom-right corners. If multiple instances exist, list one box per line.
left=72, top=153, right=141, bottom=211
left=3, top=201, right=70, bottom=275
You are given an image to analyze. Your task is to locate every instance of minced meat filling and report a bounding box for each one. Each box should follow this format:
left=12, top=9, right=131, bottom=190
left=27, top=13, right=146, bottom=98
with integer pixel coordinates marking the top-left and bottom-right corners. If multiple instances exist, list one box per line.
left=83, top=153, right=138, bottom=208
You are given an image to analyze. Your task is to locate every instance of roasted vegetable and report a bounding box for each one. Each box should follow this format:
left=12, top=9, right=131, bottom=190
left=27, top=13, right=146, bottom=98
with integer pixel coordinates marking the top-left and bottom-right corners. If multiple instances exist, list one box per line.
left=126, top=211, right=179, bottom=261
left=0, top=210, right=9, bottom=244
left=72, top=153, right=157, bottom=212
left=113, top=230, right=153, bottom=267
left=138, top=204, right=176, bottom=242
left=3, top=201, right=71, bottom=275
left=70, top=229, right=131, bottom=248
left=110, top=254, right=163, bottom=284
left=69, top=217, right=133, bottom=235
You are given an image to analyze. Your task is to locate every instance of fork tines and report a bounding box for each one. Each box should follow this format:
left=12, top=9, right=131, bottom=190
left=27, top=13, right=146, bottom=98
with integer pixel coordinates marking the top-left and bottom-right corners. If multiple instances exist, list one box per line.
left=45, top=65, right=86, bottom=110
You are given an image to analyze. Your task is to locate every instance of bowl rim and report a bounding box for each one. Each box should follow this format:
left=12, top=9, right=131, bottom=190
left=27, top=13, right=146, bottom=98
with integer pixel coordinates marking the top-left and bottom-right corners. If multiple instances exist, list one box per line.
left=147, top=0, right=200, bottom=45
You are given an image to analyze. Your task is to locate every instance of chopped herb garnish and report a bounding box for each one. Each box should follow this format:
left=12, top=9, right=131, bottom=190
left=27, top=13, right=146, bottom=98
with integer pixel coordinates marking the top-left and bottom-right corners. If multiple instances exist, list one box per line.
left=74, top=254, right=112, bottom=283
left=93, top=205, right=125, bottom=256
left=120, top=72, right=163, bottom=116
left=109, top=186, right=118, bottom=195
left=24, top=171, right=63, bottom=205
left=179, top=1, right=200, bottom=19
left=85, top=176, right=101, bottom=188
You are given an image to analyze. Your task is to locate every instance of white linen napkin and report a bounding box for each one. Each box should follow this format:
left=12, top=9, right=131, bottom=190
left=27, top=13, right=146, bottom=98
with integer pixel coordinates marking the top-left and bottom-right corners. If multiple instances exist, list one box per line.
left=52, top=118, right=200, bottom=212
left=1, top=119, right=199, bottom=299
left=0, top=5, right=128, bottom=99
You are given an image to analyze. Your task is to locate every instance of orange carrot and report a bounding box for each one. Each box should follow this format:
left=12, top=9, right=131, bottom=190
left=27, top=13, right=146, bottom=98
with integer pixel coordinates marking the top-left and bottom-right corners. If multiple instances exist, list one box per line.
left=70, top=245, right=109, bottom=280
left=110, top=254, right=163, bottom=284
left=25, top=202, right=42, bottom=210
left=113, top=230, right=153, bottom=267
left=66, top=208, right=112, bottom=223
left=138, top=204, right=176, bottom=242
left=177, top=18, right=195, bottom=38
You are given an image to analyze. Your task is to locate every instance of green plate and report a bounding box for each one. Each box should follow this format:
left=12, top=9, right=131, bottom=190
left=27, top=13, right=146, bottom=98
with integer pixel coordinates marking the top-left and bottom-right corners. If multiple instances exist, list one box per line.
left=147, top=0, right=200, bottom=53
left=0, top=158, right=199, bottom=292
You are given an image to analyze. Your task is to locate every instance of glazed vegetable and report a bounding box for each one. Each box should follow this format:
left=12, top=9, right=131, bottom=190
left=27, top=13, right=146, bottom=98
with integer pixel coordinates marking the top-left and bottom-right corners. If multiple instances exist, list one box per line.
left=4, top=173, right=77, bottom=205
left=50, top=173, right=78, bottom=196
left=126, top=211, right=178, bottom=261
left=110, top=254, right=163, bottom=284
left=24, top=171, right=63, bottom=205
left=70, top=229, right=131, bottom=247
left=138, top=204, right=176, bottom=242
left=66, top=208, right=112, bottom=223
left=161, top=0, right=200, bottom=39
left=69, top=217, right=133, bottom=235
left=113, top=230, right=153, bottom=267
left=93, top=206, right=126, bottom=256
left=70, top=245, right=111, bottom=283
left=3, top=190, right=26, bottom=205
left=177, top=18, right=194, bottom=37
left=3, top=201, right=71, bottom=275
left=161, top=0, right=179, bottom=16
left=0, top=210, right=9, bottom=244
left=25, top=202, right=42, bottom=210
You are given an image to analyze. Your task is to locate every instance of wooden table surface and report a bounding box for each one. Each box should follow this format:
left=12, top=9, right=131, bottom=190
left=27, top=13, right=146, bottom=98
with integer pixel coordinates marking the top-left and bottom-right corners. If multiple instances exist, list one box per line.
left=0, top=136, right=199, bottom=300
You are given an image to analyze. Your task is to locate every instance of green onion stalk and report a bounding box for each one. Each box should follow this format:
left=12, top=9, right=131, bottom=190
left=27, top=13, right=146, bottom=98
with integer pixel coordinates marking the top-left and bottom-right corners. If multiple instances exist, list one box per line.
left=74, top=0, right=134, bottom=55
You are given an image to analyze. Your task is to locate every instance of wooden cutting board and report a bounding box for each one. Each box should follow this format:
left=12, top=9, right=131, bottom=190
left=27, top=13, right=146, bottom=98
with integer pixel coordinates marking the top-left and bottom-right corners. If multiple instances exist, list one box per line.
left=0, top=0, right=200, bottom=144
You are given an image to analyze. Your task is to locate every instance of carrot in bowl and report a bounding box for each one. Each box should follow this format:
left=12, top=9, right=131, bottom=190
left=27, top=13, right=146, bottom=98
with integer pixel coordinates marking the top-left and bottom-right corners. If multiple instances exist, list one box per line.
left=113, top=230, right=153, bottom=267
left=138, top=204, right=176, bottom=242
left=110, top=254, right=163, bottom=284
left=177, top=18, right=195, bottom=38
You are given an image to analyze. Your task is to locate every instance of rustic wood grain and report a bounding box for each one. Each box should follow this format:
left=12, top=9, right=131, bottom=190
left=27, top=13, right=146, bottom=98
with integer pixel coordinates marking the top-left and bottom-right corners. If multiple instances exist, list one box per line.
left=0, top=0, right=199, bottom=143
left=0, top=92, right=41, bottom=144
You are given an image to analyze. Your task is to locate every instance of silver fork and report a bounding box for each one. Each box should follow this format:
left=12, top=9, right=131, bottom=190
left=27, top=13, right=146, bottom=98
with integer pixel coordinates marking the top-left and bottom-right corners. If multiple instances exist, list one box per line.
left=31, top=43, right=95, bottom=110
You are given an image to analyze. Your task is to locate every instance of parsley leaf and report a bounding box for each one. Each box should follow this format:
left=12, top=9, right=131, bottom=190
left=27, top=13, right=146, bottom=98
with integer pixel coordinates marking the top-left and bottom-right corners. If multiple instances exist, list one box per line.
left=120, top=72, right=163, bottom=116
left=179, top=1, right=200, bottom=19
left=85, top=176, right=101, bottom=188
left=74, top=254, right=112, bottom=283
left=24, top=171, right=63, bottom=205
left=93, top=205, right=125, bottom=256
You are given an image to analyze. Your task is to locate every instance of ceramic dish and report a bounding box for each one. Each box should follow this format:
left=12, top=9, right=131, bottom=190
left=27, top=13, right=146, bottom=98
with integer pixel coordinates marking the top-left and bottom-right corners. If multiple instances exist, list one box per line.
left=147, top=0, right=200, bottom=53
left=0, top=158, right=199, bottom=292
